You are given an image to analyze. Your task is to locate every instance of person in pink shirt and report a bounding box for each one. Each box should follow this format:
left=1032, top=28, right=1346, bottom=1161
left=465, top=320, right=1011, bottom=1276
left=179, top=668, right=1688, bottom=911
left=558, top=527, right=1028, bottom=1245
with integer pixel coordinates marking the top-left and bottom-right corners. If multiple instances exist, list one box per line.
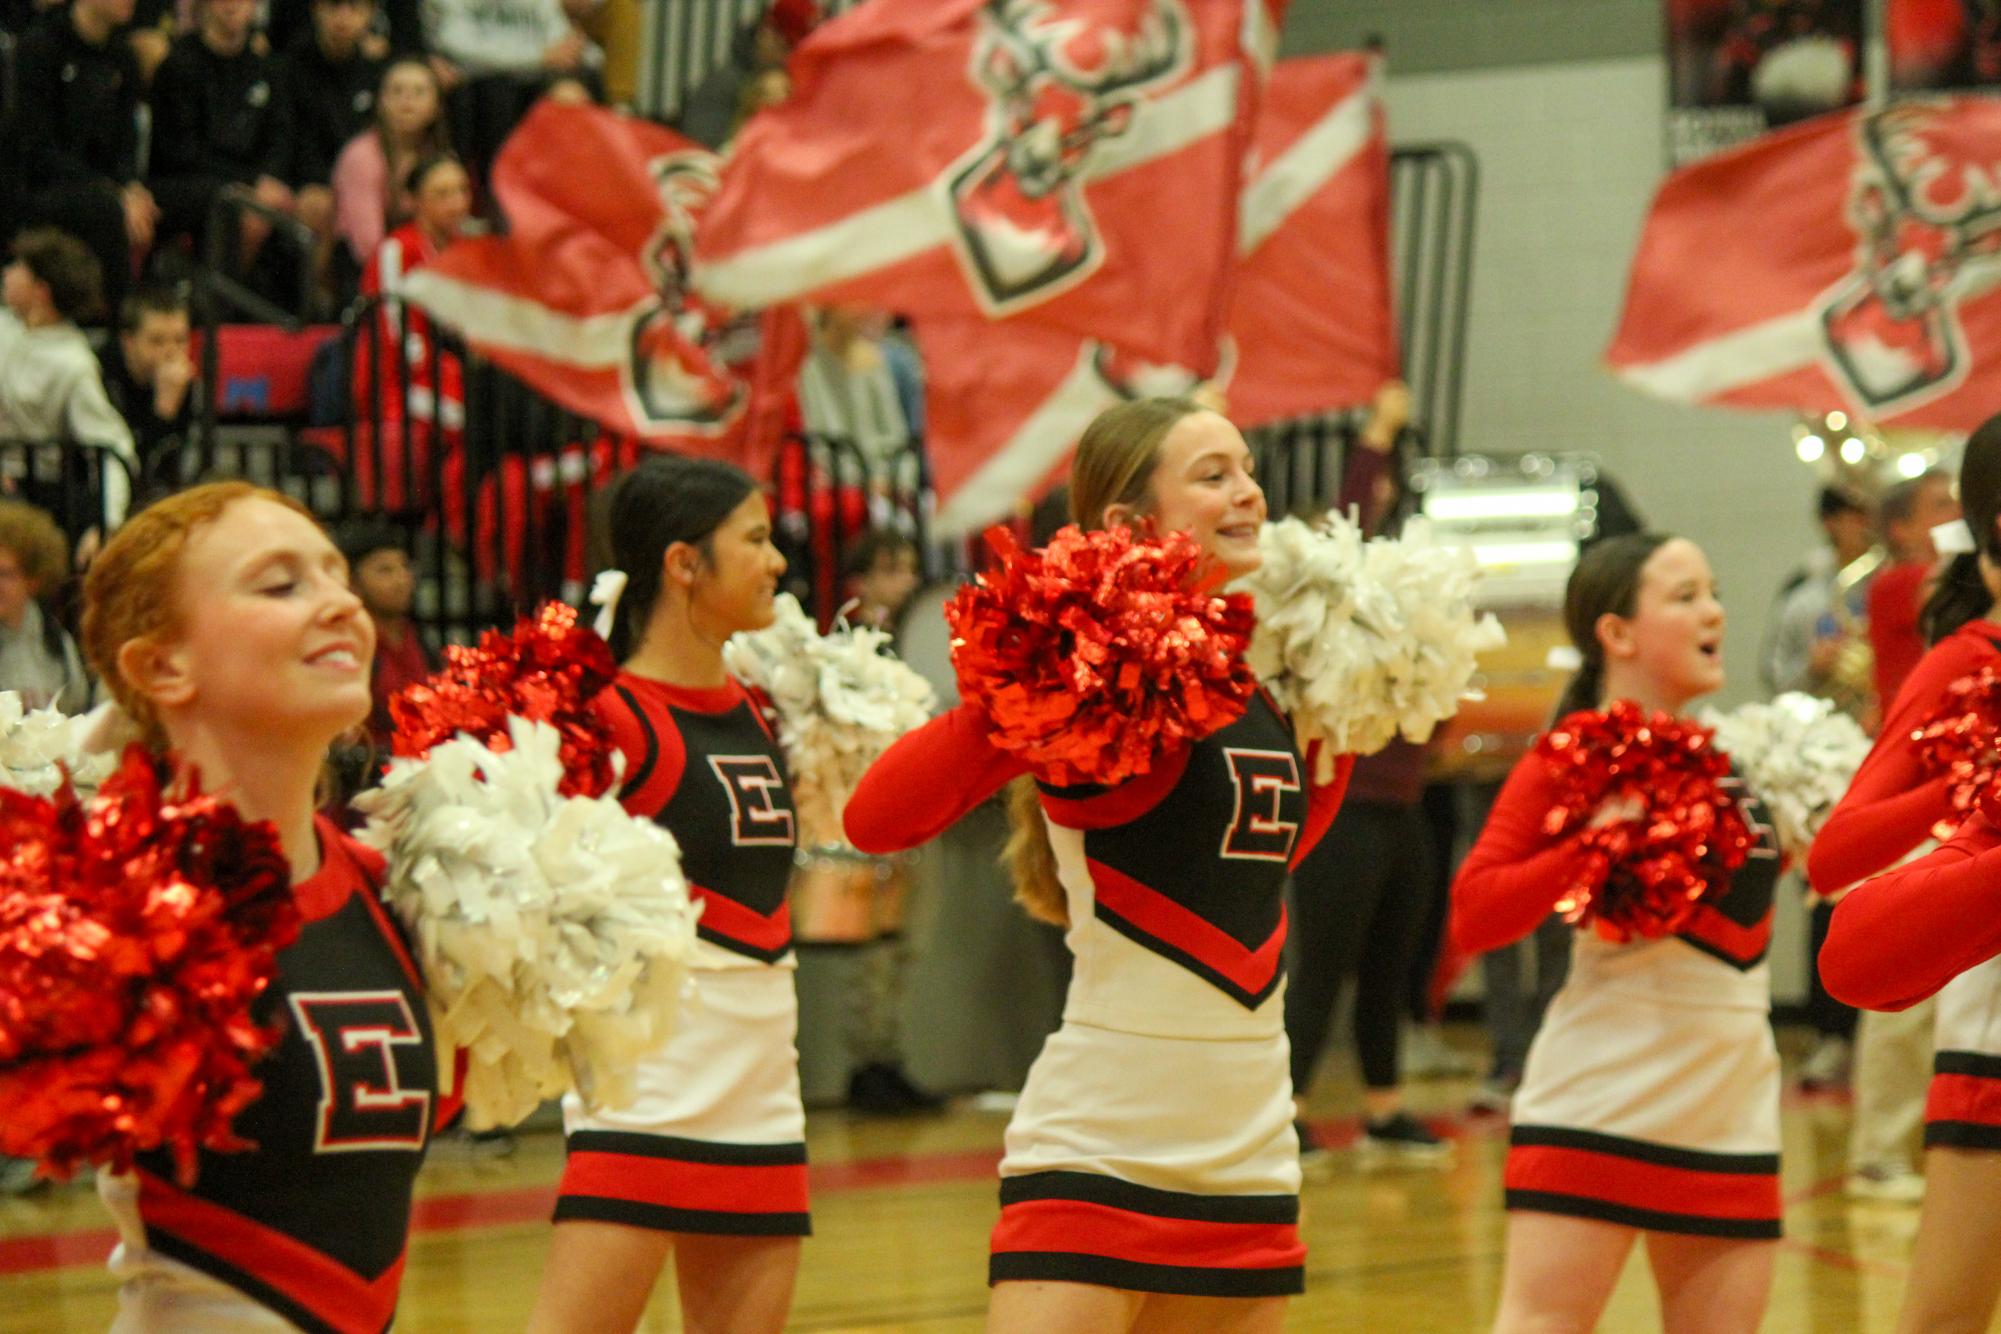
left=333, top=57, right=451, bottom=268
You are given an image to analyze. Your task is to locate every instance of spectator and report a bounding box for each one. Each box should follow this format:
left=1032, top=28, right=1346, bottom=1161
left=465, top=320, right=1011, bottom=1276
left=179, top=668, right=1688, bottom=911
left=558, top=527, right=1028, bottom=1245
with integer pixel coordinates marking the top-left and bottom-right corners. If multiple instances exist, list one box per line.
left=126, top=0, right=179, bottom=85
left=673, top=0, right=817, bottom=149
left=1763, top=484, right=1876, bottom=713
left=334, top=517, right=434, bottom=748
left=354, top=155, right=468, bottom=512
left=147, top=0, right=309, bottom=269
left=98, top=286, right=196, bottom=473
left=3, top=0, right=154, bottom=317
left=0, top=230, right=139, bottom=529
left=1869, top=468, right=1961, bottom=707
left=843, top=527, right=922, bottom=633
left=276, top=0, right=389, bottom=294
left=333, top=56, right=451, bottom=266
left=266, top=0, right=420, bottom=62
left=423, top=0, right=600, bottom=181
left=0, top=501, right=89, bottom=714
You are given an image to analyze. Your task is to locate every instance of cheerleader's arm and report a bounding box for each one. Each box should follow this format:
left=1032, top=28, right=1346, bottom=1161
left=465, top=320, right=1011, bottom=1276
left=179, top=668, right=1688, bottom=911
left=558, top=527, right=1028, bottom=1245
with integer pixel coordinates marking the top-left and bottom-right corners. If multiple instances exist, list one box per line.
left=1809, top=640, right=1985, bottom=894
left=1448, top=757, right=1596, bottom=957
left=1822, top=813, right=2001, bottom=1010
left=844, top=703, right=1030, bottom=854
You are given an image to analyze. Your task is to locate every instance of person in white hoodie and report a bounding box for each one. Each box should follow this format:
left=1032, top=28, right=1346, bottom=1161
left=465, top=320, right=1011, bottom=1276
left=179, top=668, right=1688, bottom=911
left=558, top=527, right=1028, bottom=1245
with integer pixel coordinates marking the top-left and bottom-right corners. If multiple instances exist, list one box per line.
left=0, top=229, right=140, bottom=534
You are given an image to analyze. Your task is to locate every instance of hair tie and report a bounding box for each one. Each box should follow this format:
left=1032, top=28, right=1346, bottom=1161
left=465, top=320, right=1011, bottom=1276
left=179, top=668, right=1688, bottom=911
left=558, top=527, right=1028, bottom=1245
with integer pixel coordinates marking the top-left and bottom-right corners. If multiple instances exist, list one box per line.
left=1934, top=519, right=1977, bottom=557
left=589, top=569, right=628, bottom=640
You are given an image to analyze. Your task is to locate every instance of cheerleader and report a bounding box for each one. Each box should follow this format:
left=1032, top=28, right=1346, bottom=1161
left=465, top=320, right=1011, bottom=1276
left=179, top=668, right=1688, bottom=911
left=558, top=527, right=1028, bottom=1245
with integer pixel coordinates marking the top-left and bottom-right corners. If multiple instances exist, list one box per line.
left=1451, top=533, right=1783, bottom=1334
left=527, top=456, right=803, bottom=1334
left=79, top=482, right=446, bottom=1332
left=845, top=398, right=1351, bottom=1332
left=1816, top=417, right=2001, bottom=1334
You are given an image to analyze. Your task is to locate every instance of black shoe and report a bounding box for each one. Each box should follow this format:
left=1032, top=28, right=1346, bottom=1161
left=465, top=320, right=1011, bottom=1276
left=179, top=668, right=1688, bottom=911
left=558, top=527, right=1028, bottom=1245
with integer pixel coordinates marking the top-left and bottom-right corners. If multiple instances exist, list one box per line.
left=1358, top=1111, right=1453, bottom=1168
left=876, top=1063, right=946, bottom=1113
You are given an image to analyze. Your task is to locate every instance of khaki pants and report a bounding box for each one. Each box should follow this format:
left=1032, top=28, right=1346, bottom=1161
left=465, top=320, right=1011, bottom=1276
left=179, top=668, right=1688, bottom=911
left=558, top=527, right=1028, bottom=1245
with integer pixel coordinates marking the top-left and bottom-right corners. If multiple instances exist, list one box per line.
left=1848, top=998, right=1936, bottom=1174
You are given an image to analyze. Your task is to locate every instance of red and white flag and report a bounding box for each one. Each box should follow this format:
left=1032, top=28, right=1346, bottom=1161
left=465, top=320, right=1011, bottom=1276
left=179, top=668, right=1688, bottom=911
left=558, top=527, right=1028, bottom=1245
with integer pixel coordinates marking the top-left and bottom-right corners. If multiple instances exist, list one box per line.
left=1226, top=51, right=1393, bottom=427
left=692, top=0, right=1271, bottom=372
left=399, top=102, right=805, bottom=475
left=1607, top=97, right=2001, bottom=428
left=921, top=52, right=1392, bottom=535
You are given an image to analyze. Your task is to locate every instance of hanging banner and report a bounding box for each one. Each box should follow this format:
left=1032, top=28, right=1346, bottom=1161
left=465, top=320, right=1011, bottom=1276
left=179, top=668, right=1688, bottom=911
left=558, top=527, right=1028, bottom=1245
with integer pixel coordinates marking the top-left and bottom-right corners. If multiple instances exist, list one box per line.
left=1664, top=0, right=1863, bottom=165
left=1889, top=0, right=2001, bottom=92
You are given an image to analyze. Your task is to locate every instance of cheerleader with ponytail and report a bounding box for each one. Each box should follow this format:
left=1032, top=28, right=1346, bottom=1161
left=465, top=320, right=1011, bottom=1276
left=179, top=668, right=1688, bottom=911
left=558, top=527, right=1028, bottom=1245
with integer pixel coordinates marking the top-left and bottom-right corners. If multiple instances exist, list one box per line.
left=1817, top=416, right=2001, bottom=1334
left=529, top=457, right=806, bottom=1334
left=847, top=398, right=1352, bottom=1330
left=1452, top=533, right=1784, bottom=1333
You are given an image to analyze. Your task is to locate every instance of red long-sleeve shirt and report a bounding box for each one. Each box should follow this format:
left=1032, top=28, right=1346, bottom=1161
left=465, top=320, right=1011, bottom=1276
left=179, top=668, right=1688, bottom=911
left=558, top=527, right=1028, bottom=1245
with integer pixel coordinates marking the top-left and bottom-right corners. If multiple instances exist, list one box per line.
left=1806, top=619, right=2001, bottom=895
left=1453, top=743, right=1783, bottom=970
left=1449, top=757, right=1599, bottom=957
left=1822, top=813, right=2001, bottom=1010
left=845, top=700, right=1350, bottom=870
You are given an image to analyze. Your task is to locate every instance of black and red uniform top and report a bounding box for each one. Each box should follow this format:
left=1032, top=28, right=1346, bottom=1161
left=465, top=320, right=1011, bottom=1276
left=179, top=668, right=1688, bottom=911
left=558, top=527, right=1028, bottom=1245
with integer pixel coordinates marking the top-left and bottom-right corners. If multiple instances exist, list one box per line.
left=127, top=818, right=442, bottom=1334
left=1452, top=750, right=1782, bottom=975
left=847, top=695, right=1351, bottom=1033
left=595, top=672, right=798, bottom=964
left=1808, top=618, right=2001, bottom=896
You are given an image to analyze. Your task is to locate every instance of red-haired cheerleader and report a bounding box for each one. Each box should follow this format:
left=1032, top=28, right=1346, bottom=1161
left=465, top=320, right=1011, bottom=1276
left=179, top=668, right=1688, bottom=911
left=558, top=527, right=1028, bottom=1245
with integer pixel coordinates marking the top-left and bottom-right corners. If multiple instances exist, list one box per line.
left=1452, top=533, right=1783, bottom=1334
left=1817, top=416, right=2001, bottom=1334
left=528, top=455, right=805, bottom=1334
left=847, top=398, right=1350, bottom=1334
left=77, top=482, right=450, bottom=1333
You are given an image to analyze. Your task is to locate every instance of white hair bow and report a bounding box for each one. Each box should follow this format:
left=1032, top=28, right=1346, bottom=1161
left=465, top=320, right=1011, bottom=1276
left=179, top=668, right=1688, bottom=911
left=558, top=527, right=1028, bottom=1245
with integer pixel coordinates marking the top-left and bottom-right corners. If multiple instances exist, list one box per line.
left=1934, top=519, right=1977, bottom=557
left=589, top=569, right=629, bottom=640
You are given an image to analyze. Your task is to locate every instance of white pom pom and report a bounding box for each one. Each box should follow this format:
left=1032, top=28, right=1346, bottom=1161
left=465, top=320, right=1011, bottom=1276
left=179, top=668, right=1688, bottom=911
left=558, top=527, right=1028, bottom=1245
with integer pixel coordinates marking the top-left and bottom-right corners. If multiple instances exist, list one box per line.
left=1701, top=692, right=1871, bottom=863
left=0, top=692, right=119, bottom=796
left=726, top=595, right=935, bottom=847
left=354, top=718, right=699, bottom=1129
left=1242, top=513, right=1506, bottom=768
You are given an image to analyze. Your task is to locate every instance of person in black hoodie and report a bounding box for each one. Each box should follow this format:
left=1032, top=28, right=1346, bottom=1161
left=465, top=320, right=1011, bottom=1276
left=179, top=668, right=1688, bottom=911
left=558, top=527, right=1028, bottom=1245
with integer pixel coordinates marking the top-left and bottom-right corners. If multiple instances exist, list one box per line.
left=147, top=0, right=302, bottom=266
left=4, top=0, right=154, bottom=318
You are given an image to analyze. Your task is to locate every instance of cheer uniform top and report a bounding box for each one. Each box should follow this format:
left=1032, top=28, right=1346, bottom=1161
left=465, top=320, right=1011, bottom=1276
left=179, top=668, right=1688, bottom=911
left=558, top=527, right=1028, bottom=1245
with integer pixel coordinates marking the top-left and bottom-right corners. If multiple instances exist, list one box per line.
left=1451, top=752, right=1784, bottom=1238
left=552, top=672, right=810, bottom=1237
left=101, top=819, right=441, bottom=1334
left=847, top=696, right=1351, bottom=1297
left=1811, top=619, right=2001, bottom=1148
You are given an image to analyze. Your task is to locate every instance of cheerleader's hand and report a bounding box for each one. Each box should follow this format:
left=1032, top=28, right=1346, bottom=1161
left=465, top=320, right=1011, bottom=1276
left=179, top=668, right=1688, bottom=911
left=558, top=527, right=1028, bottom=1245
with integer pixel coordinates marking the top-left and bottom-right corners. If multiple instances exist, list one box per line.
left=1588, top=793, right=1646, bottom=830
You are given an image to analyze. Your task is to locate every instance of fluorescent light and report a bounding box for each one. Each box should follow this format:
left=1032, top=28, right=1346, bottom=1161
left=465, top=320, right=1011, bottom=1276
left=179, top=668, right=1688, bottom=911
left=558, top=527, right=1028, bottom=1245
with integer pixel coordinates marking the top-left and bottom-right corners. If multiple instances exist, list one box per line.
left=1897, top=451, right=1927, bottom=478
left=1840, top=437, right=1866, bottom=464
left=1471, top=540, right=1579, bottom=567
left=1797, top=434, right=1825, bottom=462
left=1827, top=411, right=1848, bottom=431
left=1422, top=489, right=1581, bottom=521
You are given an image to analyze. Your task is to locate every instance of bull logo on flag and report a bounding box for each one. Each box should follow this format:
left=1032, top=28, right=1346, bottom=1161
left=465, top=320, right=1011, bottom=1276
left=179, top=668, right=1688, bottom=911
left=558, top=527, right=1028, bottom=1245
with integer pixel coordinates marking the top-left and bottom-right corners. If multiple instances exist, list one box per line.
left=632, top=152, right=745, bottom=432
left=948, top=0, right=1192, bottom=312
left=1821, top=101, right=2001, bottom=411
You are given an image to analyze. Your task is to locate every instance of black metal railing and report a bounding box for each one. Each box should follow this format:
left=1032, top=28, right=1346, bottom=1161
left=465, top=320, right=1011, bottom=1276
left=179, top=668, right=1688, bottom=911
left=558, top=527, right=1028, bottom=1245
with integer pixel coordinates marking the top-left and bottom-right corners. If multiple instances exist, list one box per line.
left=1389, top=143, right=1478, bottom=459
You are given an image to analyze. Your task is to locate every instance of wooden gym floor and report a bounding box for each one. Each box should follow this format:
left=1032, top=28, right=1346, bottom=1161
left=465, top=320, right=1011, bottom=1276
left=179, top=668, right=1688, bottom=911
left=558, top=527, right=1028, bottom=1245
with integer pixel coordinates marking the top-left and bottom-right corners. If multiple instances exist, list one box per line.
left=0, top=1025, right=1942, bottom=1331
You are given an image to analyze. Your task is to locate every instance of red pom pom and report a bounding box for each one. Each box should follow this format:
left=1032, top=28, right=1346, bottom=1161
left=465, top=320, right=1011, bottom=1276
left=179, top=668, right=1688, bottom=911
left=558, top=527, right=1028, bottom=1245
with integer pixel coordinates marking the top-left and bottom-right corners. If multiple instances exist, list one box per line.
left=391, top=601, right=619, bottom=798
left=1914, top=666, right=2001, bottom=835
left=945, top=525, right=1258, bottom=788
left=0, top=748, right=297, bottom=1187
left=1535, top=701, right=1756, bottom=943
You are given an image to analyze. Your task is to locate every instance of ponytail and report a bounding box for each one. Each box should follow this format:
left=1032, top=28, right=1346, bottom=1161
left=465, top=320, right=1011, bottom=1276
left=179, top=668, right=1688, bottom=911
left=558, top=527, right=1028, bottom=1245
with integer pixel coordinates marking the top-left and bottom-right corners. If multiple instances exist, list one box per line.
left=1921, top=551, right=1989, bottom=646
left=1553, top=656, right=1605, bottom=724
left=1002, top=775, right=1068, bottom=927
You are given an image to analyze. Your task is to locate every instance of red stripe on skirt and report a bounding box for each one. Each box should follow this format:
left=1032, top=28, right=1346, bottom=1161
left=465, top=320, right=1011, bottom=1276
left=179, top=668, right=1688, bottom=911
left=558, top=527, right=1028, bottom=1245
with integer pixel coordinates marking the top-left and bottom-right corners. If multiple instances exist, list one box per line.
left=560, top=1151, right=810, bottom=1215
left=1505, top=1145, right=1779, bottom=1221
left=1928, top=1072, right=2001, bottom=1128
left=989, top=1198, right=1303, bottom=1271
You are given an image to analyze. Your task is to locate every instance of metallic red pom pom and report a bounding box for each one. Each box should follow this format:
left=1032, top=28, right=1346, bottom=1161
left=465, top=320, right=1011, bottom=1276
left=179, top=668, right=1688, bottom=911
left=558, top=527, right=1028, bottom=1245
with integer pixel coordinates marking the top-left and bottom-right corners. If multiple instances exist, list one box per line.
left=0, top=748, right=297, bottom=1186
left=1535, top=700, right=1756, bottom=943
left=1914, top=666, right=2001, bottom=836
left=945, top=525, right=1259, bottom=788
left=390, top=601, right=619, bottom=798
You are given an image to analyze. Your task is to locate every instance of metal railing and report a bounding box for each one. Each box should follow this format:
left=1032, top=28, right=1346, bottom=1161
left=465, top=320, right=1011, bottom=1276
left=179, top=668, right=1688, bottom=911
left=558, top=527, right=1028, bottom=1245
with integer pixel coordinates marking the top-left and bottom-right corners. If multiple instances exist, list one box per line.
left=1389, top=143, right=1479, bottom=459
